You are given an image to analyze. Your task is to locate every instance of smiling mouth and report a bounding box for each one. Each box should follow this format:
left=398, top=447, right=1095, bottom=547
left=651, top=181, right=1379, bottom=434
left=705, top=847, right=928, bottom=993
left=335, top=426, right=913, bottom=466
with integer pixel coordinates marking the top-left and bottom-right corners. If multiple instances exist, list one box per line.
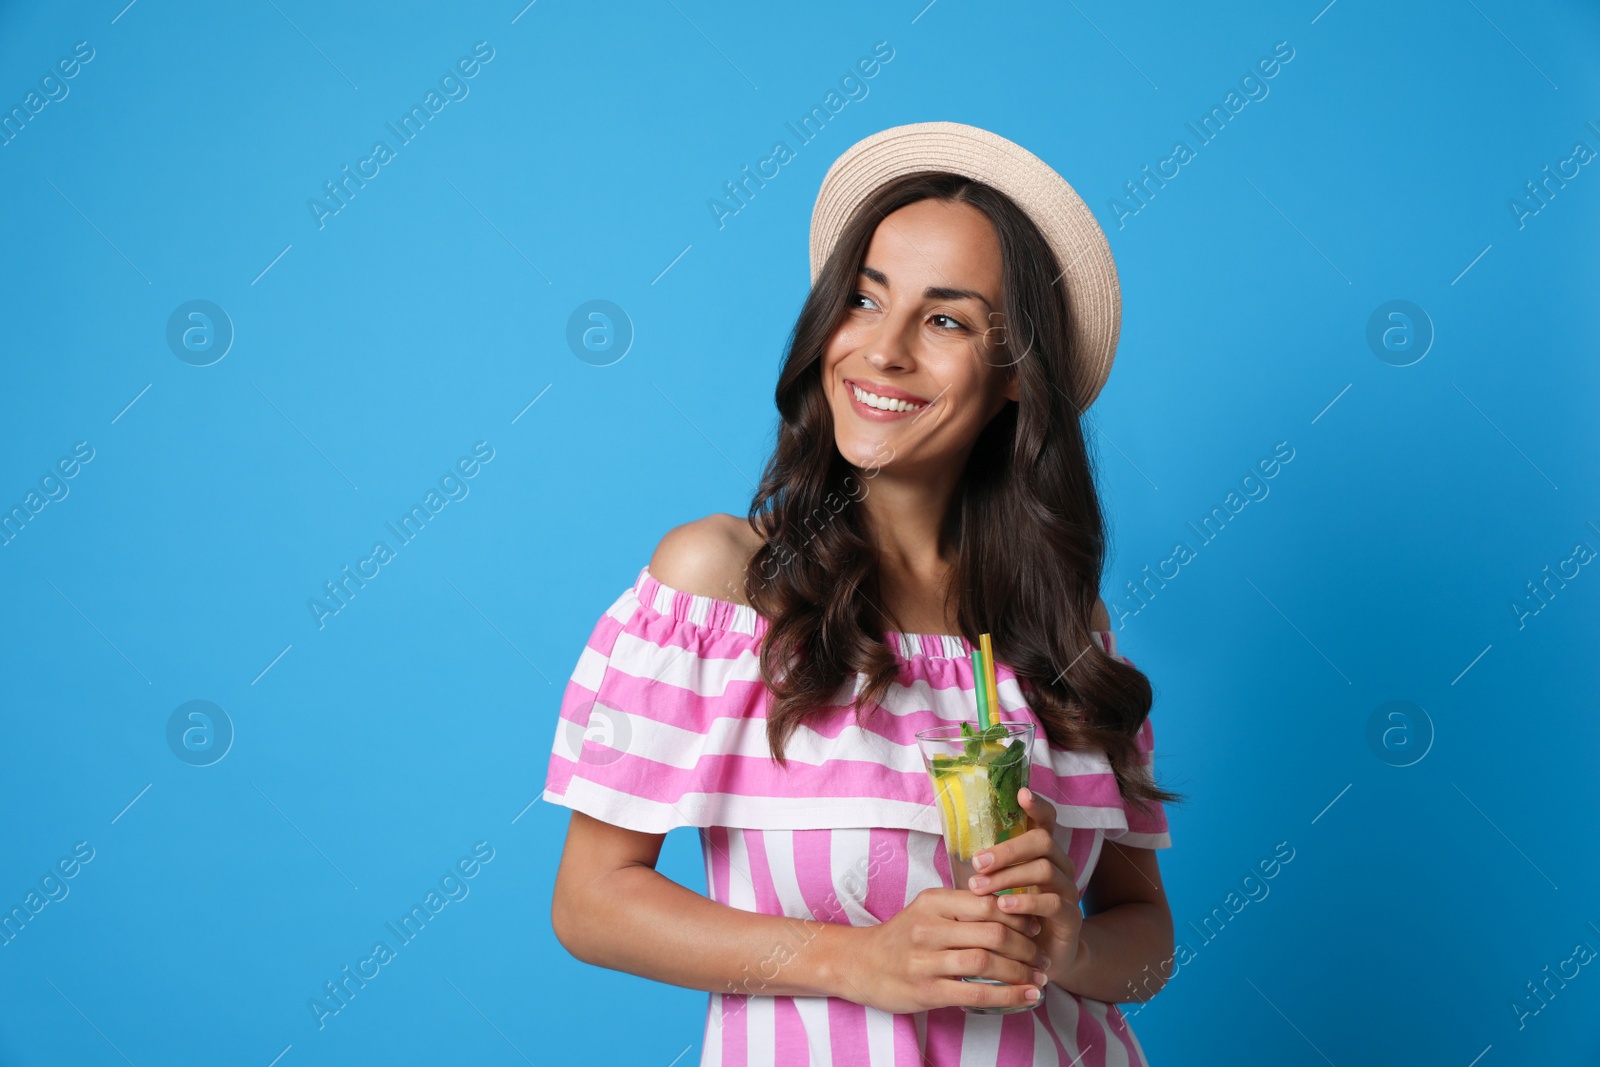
left=847, top=381, right=929, bottom=413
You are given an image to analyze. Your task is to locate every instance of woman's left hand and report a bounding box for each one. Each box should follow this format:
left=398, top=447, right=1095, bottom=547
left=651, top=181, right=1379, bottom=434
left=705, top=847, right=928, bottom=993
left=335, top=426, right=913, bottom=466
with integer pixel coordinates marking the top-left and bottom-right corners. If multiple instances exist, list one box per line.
left=965, top=787, right=1084, bottom=986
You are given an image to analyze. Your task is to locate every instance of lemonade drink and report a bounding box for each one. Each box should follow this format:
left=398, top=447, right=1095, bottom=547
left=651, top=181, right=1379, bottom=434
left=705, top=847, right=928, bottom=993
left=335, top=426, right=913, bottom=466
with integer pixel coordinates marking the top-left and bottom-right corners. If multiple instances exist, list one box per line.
left=915, top=719, right=1042, bottom=1014
left=925, top=721, right=1037, bottom=892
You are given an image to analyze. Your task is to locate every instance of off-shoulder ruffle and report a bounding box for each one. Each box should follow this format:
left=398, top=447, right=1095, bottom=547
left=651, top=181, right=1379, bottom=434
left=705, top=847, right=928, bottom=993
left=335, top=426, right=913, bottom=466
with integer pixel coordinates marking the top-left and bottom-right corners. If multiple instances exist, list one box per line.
left=543, top=567, right=1170, bottom=848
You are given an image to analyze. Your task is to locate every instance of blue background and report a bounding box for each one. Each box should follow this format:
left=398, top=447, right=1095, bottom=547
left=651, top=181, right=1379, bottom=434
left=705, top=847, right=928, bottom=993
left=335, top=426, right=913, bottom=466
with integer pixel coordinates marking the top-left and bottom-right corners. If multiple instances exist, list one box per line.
left=2, top=0, right=1597, bottom=1063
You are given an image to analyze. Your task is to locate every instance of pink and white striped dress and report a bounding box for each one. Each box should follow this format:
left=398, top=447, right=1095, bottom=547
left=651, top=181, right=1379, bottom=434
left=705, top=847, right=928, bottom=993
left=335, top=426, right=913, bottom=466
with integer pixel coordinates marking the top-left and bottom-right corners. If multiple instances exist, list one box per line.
left=544, top=566, right=1172, bottom=1067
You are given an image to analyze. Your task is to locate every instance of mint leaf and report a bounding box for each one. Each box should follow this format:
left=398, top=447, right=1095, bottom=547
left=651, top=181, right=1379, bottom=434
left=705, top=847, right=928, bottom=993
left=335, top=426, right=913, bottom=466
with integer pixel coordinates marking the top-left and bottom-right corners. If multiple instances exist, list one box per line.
left=930, top=754, right=976, bottom=777
left=989, top=740, right=1029, bottom=833
left=959, top=720, right=981, bottom=757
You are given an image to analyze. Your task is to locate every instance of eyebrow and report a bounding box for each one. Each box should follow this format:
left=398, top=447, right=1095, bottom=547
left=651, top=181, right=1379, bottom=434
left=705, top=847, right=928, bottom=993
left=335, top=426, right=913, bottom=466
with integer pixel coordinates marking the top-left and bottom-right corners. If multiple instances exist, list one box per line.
left=859, top=266, right=992, bottom=308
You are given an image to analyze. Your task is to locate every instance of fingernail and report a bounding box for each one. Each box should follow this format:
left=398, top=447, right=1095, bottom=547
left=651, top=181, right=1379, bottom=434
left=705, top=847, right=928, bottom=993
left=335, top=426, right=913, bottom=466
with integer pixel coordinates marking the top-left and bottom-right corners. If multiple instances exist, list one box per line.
left=999, top=895, right=1016, bottom=909
left=1033, top=970, right=1048, bottom=987
left=971, top=875, right=989, bottom=889
left=1029, top=919, right=1041, bottom=934
left=1019, top=788, right=1030, bottom=802
left=974, top=853, right=992, bottom=870
left=1025, top=987, right=1041, bottom=1000
left=1040, top=955, right=1051, bottom=970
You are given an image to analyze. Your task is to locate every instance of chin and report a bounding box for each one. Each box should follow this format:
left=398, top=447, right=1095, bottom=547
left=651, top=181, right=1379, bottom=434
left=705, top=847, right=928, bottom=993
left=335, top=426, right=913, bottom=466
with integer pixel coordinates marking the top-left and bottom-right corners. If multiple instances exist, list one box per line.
left=844, top=441, right=896, bottom=476
left=833, top=433, right=884, bottom=472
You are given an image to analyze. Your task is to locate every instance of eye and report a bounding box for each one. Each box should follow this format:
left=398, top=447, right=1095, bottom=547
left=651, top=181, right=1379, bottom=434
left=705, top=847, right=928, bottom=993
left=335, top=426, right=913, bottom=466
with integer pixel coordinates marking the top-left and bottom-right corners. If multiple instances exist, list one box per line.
left=929, top=313, right=967, bottom=332
left=849, top=291, right=880, bottom=311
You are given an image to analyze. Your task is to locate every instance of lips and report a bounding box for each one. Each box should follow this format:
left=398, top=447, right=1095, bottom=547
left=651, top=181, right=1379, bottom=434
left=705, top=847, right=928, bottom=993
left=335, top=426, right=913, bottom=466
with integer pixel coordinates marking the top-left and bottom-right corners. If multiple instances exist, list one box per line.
left=843, top=377, right=936, bottom=422
left=844, top=378, right=931, bottom=405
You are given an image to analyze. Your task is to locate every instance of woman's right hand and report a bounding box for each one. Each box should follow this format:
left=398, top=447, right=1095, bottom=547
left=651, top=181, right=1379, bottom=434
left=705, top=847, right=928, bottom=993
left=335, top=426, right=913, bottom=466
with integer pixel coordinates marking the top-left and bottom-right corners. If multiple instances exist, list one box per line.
left=843, top=887, right=1049, bottom=1014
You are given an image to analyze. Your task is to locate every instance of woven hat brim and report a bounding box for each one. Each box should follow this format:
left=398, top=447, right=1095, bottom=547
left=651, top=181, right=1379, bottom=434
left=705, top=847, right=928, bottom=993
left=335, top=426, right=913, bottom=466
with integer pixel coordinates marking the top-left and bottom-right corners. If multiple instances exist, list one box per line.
left=809, top=122, right=1120, bottom=411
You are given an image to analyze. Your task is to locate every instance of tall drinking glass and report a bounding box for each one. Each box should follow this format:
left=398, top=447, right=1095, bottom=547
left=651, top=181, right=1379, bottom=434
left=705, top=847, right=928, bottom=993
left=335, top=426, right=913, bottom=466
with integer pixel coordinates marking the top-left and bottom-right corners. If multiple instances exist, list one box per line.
left=914, top=720, right=1042, bottom=1015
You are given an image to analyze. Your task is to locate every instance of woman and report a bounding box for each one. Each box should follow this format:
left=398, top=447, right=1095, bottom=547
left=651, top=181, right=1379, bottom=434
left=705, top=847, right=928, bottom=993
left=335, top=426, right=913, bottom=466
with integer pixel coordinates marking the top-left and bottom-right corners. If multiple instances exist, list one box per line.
left=545, top=122, right=1182, bottom=1066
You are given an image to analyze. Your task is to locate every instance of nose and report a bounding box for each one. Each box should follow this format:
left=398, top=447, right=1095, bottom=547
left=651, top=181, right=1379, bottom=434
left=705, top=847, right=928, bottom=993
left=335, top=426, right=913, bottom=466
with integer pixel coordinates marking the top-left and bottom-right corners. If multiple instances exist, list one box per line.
left=860, top=307, right=916, bottom=374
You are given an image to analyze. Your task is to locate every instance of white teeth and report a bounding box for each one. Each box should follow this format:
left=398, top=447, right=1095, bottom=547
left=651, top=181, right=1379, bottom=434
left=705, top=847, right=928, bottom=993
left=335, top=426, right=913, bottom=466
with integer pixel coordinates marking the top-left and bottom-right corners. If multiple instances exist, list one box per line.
left=851, top=384, right=925, bottom=412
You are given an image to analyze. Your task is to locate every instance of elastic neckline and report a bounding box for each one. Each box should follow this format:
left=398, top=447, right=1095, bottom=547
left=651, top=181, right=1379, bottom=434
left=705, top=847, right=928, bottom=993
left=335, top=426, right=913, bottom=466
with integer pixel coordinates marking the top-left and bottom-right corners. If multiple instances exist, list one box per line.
left=634, top=566, right=1109, bottom=661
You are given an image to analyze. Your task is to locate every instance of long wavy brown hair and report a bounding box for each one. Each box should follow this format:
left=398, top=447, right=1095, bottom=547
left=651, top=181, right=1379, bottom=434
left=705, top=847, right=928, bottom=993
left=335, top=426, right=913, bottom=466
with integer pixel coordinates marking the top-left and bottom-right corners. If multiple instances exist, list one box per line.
left=740, top=171, right=1180, bottom=817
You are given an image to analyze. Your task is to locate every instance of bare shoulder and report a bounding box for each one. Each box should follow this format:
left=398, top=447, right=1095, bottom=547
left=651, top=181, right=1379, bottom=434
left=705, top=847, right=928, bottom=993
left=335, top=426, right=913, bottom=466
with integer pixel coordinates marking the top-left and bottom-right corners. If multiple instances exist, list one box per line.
left=649, top=513, right=762, bottom=606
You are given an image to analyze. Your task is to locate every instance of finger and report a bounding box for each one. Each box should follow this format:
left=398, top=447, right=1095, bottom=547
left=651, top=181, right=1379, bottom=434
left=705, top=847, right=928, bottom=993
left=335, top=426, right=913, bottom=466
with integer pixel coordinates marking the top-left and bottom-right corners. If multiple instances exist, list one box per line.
left=994, top=899, right=1044, bottom=936
left=980, top=895, right=1044, bottom=935
left=990, top=908, right=1040, bottom=936
left=993, top=890, right=1041, bottom=916
left=938, top=946, right=1045, bottom=990
left=1000, top=890, right=1075, bottom=924
left=940, top=889, right=1045, bottom=937
left=972, top=825, right=1052, bottom=876
left=969, top=855, right=1056, bottom=895
left=934, top=976, right=1041, bottom=1012
left=976, top=834, right=1078, bottom=893
left=1012, top=891, right=1084, bottom=938
left=933, top=915, right=1047, bottom=972
left=939, top=887, right=1029, bottom=922
left=1018, top=786, right=1057, bottom=830
left=1043, top=843, right=1078, bottom=892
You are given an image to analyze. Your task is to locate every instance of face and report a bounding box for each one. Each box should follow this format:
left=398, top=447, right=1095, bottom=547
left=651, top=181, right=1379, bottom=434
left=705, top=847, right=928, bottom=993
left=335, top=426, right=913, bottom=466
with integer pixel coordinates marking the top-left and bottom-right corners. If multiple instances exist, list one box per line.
left=822, top=197, right=1018, bottom=477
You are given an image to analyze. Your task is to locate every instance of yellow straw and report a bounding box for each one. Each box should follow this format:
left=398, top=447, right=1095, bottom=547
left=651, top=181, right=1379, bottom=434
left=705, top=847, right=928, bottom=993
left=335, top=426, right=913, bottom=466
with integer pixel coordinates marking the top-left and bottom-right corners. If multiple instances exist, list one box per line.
left=979, top=633, right=1001, bottom=727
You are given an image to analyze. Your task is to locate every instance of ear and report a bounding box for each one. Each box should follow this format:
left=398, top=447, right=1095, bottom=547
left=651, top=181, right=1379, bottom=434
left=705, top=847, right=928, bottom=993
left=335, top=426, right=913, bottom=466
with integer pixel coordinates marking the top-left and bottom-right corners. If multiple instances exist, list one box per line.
left=1002, top=367, right=1021, bottom=403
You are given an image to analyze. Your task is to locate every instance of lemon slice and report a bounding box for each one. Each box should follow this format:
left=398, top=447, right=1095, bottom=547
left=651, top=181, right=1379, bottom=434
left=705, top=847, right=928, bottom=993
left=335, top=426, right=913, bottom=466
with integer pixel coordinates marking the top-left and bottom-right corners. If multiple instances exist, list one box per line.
left=940, top=764, right=996, bottom=860
left=932, top=740, right=1013, bottom=862
left=934, top=774, right=967, bottom=858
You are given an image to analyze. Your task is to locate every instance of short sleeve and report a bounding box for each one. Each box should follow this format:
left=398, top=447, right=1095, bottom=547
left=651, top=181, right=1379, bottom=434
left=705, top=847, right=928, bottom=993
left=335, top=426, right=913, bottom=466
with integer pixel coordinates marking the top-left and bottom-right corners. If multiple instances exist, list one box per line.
left=541, top=576, right=767, bottom=834
left=1097, top=631, right=1173, bottom=850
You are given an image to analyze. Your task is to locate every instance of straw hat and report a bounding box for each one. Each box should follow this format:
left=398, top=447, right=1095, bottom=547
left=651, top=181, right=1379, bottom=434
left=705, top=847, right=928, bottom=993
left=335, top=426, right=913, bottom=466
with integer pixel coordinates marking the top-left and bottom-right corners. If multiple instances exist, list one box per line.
left=809, top=121, right=1121, bottom=411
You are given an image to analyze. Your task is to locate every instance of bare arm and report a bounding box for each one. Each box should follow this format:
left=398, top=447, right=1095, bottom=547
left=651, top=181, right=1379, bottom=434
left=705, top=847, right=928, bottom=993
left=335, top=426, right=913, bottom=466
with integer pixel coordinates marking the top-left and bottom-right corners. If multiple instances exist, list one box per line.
left=551, top=810, right=856, bottom=999
left=551, top=808, right=1046, bottom=1013
left=1056, top=840, right=1175, bottom=1003
left=1050, top=597, right=1175, bottom=1002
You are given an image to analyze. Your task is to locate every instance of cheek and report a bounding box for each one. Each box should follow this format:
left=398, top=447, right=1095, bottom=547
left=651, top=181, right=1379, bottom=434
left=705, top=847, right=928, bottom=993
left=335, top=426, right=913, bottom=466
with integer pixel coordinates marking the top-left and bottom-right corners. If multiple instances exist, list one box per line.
left=822, top=331, right=862, bottom=385
left=929, top=347, right=986, bottom=393
left=827, top=319, right=869, bottom=355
